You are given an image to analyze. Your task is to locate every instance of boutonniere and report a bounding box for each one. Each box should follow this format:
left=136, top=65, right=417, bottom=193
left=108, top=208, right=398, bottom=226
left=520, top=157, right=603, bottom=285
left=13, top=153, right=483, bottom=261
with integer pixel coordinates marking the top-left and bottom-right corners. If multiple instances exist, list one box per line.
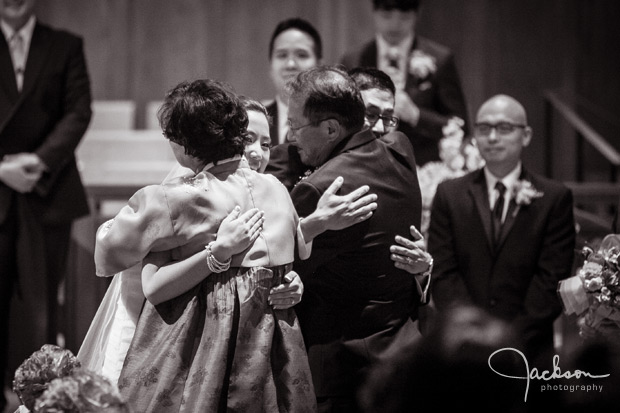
left=408, top=50, right=437, bottom=81
left=511, top=179, right=544, bottom=217
left=294, top=168, right=316, bottom=188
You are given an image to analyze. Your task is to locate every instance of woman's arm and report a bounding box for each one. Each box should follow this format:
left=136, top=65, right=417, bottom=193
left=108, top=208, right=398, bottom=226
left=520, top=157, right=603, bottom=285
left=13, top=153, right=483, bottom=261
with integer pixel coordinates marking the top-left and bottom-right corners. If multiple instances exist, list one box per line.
left=142, top=206, right=264, bottom=305
left=299, top=176, right=378, bottom=241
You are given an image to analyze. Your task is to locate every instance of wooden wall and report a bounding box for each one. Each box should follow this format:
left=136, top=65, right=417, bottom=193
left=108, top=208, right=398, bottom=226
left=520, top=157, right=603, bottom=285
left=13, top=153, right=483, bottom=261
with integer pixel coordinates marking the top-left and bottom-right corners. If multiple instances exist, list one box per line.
left=34, top=0, right=618, bottom=177
left=21, top=0, right=617, bottom=357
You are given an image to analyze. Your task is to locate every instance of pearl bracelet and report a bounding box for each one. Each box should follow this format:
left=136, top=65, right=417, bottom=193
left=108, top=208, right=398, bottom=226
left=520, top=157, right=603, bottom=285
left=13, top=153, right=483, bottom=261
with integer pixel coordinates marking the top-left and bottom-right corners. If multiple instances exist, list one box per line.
left=205, top=241, right=231, bottom=273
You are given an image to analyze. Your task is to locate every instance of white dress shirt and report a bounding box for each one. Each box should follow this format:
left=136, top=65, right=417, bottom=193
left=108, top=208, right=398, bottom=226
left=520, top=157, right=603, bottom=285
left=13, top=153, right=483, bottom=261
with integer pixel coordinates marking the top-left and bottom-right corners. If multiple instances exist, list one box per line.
left=376, top=33, right=413, bottom=91
left=1, top=15, right=36, bottom=91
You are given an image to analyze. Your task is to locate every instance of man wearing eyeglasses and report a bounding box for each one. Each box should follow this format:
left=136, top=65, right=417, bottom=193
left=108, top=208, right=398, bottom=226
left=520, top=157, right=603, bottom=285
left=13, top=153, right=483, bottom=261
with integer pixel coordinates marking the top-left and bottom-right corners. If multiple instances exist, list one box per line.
left=287, top=65, right=430, bottom=412
left=428, top=94, right=575, bottom=375
left=349, top=67, right=399, bottom=139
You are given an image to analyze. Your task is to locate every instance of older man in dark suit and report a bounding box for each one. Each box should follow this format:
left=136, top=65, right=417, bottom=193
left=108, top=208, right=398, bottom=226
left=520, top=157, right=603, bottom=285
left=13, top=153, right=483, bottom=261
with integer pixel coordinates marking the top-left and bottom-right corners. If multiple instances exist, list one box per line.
left=0, top=0, right=91, bottom=407
left=288, top=66, right=429, bottom=412
left=428, top=95, right=575, bottom=375
left=340, top=0, right=469, bottom=166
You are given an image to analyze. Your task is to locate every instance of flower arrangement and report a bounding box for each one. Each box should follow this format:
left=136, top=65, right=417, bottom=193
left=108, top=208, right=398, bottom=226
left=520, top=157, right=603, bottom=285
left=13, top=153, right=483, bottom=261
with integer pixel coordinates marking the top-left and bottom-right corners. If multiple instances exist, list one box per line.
left=558, top=234, right=620, bottom=342
left=408, top=49, right=437, bottom=80
left=417, top=117, right=485, bottom=239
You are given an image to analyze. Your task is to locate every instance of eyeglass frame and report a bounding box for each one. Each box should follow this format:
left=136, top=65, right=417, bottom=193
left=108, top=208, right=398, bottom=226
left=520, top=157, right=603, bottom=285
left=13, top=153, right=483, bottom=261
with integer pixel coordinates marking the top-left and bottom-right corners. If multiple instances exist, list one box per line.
left=365, top=112, right=399, bottom=129
left=474, top=122, right=527, bottom=136
left=286, top=118, right=334, bottom=133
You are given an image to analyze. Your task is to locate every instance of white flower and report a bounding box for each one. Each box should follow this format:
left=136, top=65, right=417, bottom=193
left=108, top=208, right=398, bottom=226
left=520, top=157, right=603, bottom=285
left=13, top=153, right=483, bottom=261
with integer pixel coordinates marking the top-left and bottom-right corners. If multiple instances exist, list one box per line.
left=408, top=50, right=437, bottom=80
left=512, top=180, right=544, bottom=206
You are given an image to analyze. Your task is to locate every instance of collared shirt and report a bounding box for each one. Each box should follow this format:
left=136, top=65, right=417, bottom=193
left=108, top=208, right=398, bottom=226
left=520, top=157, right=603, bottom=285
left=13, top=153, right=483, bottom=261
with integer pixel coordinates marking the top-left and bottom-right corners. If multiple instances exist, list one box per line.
left=275, top=95, right=290, bottom=145
left=484, top=163, right=522, bottom=223
left=376, top=33, right=413, bottom=90
left=1, top=15, right=36, bottom=76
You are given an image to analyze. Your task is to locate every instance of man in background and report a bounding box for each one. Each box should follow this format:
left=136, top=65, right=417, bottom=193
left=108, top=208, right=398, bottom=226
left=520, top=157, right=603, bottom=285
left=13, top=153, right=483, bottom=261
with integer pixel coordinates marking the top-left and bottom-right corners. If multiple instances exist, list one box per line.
left=428, top=95, right=575, bottom=375
left=264, top=17, right=322, bottom=146
left=0, top=1, right=92, bottom=409
left=340, top=0, right=469, bottom=166
left=349, top=66, right=400, bottom=139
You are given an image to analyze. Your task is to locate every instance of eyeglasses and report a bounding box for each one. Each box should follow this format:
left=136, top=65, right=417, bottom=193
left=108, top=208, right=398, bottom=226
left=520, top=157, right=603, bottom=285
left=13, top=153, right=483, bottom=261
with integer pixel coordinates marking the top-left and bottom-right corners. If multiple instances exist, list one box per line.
left=286, top=118, right=332, bottom=133
left=366, top=113, right=399, bottom=128
left=474, top=122, right=527, bottom=136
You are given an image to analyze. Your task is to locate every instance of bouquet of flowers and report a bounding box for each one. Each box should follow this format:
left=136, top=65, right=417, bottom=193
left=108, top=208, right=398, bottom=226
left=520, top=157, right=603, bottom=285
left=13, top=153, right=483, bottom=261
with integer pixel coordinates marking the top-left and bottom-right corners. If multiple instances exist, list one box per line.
left=558, top=234, right=620, bottom=342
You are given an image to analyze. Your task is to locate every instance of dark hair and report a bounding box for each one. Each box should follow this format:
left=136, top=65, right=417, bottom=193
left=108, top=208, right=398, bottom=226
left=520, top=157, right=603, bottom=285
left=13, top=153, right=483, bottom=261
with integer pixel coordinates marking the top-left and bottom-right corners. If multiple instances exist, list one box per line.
left=239, top=95, right=272, bottom=127
left=13, top=344, right=81, bottom=411
left=289, top=66, right=365, bottom=132
left=268, top=18, right=323, bottom=60
left=349, top=67, right=396, bottom=97
left=158, top=79, right=249, bottom=164
left=373, top=0, right=420, bottom=11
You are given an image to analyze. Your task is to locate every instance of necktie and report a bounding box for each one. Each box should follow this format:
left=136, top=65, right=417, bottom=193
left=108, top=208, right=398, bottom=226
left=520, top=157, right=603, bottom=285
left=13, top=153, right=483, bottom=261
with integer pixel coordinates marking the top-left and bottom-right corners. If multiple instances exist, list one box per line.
left=493, top=181, right=506, bottom=243
left=386, top=48, right=400, bottom=69
left=9, top=32, right=25, bottom=91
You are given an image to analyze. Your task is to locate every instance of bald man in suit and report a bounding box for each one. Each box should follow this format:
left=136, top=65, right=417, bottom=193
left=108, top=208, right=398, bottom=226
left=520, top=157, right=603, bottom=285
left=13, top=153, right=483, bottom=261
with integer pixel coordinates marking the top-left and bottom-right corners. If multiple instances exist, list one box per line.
left=428, top=95, right=575, bottom=375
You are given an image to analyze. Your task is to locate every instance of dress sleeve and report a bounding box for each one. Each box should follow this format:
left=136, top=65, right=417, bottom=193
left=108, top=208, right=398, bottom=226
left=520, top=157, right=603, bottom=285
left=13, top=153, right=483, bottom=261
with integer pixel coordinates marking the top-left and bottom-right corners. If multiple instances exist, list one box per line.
left=94, top=185, right=176, bottom=276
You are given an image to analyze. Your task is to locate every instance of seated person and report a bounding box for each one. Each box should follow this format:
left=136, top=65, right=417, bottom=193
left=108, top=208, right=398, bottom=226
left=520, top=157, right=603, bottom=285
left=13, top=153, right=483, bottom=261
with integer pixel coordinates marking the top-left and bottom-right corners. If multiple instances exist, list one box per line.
left=13, top=344, right=81, bottom=412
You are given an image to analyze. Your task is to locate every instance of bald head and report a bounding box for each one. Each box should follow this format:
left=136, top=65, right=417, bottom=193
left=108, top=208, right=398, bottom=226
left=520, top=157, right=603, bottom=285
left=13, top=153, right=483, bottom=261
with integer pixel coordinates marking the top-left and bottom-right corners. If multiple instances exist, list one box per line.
left=476, top=94, right=528, bottom=125
left=474, top=94, right=532, bottom=178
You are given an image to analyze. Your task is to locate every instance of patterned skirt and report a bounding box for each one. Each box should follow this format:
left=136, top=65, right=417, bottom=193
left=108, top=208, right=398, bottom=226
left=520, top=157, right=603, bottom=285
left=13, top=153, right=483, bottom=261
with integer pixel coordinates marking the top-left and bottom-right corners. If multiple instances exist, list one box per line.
left=118, top=265, right=317, bottom=413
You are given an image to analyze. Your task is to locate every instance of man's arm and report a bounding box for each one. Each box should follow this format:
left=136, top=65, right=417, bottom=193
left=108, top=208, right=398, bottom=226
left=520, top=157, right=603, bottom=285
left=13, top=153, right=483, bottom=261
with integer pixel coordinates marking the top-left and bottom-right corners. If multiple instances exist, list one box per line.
left=404, top=53, right=469, bottom=143
left=34, top=35, right=92, bottom=196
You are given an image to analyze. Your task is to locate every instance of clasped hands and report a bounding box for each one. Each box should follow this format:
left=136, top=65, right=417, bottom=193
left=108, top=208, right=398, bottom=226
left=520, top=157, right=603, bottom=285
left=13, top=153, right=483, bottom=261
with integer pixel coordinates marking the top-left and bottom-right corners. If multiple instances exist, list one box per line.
left=0, top=152, right=46, bottom=193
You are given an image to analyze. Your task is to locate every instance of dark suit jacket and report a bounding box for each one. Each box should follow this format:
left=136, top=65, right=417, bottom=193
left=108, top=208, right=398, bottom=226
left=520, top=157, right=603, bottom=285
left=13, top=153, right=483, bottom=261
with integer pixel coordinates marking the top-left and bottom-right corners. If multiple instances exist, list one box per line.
left=428, top=168, right=575, bottom=364
left=290, top=128, right=423, bottom=397
left=0, top=22, right=91, bottom=368
left=0, top=22, right=91, bottom=225
left=340, top=37, right=469, bottom=166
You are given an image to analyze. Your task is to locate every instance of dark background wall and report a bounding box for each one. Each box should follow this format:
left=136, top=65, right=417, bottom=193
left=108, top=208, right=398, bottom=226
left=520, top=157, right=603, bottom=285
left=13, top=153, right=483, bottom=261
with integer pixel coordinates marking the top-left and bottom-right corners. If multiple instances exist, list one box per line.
left=35, top=0, right=619, bottom=179
left=3, top=0, right=617, bottom=380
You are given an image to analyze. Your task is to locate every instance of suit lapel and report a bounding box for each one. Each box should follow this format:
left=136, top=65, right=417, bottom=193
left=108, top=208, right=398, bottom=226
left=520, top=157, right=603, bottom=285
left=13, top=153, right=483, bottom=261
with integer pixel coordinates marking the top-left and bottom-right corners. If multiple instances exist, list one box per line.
left=0, top=32, right=19, bottom=101
left=21, top=24, right=52, bottom=98
left=468, top=170, right=494, bottom=252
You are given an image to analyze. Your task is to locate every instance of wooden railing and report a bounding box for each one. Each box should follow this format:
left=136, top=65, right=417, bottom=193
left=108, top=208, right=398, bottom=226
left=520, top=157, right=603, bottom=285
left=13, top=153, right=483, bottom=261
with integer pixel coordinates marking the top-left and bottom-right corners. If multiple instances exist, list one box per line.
left=544, top=91, right=620, bottom=235
left=544, top=91, right=620, bottom=182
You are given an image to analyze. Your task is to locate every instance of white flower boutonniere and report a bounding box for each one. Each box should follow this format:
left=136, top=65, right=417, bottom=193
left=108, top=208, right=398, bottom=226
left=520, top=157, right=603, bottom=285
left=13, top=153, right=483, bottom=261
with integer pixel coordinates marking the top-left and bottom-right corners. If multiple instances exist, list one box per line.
left=511, top=180, right=544, bottom=217
left=408, top=50, right=437, bottom=80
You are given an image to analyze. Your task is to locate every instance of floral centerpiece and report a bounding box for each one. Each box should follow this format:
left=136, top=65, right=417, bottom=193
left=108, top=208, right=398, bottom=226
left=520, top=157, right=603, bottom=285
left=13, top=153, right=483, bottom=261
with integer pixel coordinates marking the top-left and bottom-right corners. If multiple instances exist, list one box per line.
left=558, top=234, right=620, bottom=343
left=417, top=117, right=485, bottom=239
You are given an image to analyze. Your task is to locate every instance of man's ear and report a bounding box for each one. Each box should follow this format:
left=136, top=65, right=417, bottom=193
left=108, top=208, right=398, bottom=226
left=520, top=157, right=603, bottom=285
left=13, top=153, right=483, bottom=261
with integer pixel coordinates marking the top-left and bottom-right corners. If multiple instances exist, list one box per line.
left=323, top=118, right=342, bottom=142
left=522, top=126, right=533, bottom=148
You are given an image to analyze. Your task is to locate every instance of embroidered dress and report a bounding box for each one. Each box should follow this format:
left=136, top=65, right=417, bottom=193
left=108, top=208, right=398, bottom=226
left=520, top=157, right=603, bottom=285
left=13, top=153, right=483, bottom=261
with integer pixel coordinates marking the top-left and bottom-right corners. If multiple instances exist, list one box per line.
left=82, top=158, right=315, bottom=412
